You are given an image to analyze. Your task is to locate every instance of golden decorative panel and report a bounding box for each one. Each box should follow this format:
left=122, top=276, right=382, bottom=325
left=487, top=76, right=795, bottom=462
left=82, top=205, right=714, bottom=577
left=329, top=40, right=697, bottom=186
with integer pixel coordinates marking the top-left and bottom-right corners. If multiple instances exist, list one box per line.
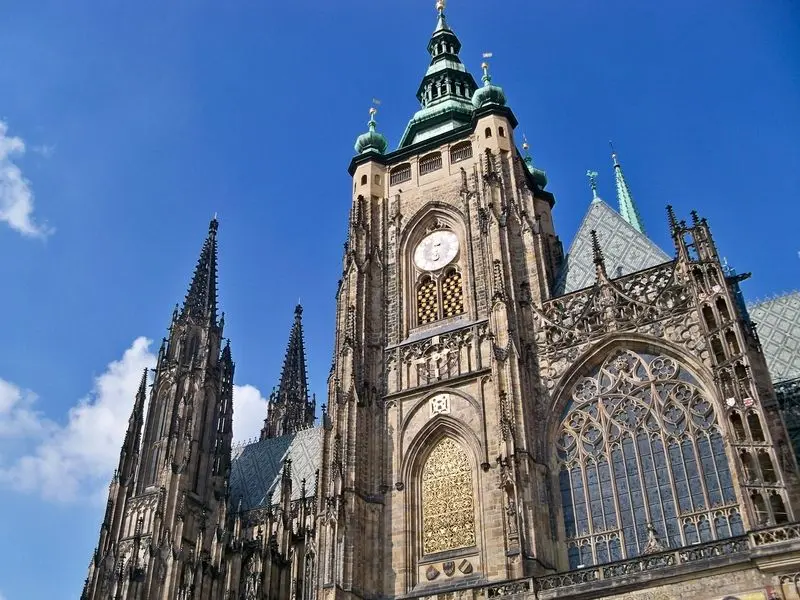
left=441, top=270, right=464, bottom=318
left=417, top=277, right=439, bottom=324
left=421, top=437, right=475, bottom=555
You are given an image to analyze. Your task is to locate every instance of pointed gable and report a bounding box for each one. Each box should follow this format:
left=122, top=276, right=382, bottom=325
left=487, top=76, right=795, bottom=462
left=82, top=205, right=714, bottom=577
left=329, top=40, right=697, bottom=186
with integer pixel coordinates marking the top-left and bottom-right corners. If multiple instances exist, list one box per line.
left=747, top=291, right=800, bottom=383
left=554, top=199, right=670, bottom=295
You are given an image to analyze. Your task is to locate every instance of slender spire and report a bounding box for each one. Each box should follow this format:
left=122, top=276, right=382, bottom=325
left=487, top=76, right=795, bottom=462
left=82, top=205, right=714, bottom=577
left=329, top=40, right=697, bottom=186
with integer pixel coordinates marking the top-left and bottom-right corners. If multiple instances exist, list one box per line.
left=398, top=0, right=479, bottom=147
left=590, top=229, right=607, bottom=278
left=610, top=142, right=645, bottom=234
left=181, top=217, right=219, bottom=322
left=261, top=305, right=314, bottom=439
left=587, top=170, right=600, bottom=202
left=119, top=369, right=148, bottom=480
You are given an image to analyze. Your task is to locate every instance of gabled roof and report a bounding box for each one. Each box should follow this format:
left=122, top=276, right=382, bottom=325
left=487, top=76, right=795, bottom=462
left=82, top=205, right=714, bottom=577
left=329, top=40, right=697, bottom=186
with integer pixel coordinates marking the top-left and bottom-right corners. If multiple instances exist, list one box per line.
left=229, top=426, right=323, bottom=512
left=747, top=291, right=800, bottom=383
left=554, top=199, right=671, bottom=295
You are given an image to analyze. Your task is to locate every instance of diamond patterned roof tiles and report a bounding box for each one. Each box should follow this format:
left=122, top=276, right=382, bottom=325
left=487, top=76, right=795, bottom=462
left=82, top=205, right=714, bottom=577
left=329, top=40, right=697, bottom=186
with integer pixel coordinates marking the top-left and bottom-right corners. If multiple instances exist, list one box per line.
left=229, top=426, right=323, bottom=512
left=747, top=291, right=800, bottom=383
left=554, top=199, right=671, bottom=295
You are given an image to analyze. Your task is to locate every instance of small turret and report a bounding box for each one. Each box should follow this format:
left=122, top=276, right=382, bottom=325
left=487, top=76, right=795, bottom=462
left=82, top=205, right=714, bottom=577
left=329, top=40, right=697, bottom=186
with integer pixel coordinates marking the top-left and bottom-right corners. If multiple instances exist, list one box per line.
left=472, top=58, right=506, bottom=109
left=354, top=107, right=388, bottom=155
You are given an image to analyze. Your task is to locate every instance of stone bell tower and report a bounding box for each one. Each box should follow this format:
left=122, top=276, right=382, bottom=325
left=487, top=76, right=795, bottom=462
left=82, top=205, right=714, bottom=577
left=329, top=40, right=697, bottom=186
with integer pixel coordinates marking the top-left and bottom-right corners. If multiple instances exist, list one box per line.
left=316, top=3, right=564, bottom=597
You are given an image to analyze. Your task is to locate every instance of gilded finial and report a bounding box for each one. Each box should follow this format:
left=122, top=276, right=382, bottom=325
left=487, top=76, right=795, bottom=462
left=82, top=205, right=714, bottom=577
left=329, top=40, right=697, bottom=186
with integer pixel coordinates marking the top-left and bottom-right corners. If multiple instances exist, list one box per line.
left=586, top=170, right=599, bottom=201
left=610, top=140, right=620, bottom=167
left=436, top=0, right=445, bottom=14
left=481, top=52, right=493, bottom=83
left=367, top=106, right=378, bottom=131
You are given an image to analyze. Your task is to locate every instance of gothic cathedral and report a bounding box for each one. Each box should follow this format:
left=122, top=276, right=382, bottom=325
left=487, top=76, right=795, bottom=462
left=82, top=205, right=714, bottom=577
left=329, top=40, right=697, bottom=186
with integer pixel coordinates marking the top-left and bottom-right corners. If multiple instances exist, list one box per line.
left=83, top=4, right=800, bottom=600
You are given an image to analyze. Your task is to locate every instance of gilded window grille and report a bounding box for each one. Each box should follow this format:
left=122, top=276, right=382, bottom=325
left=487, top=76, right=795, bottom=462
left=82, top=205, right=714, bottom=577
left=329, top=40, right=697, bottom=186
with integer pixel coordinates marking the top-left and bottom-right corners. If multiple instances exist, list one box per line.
left=556, top=349, right=742, bottom=570
left=417, top=276, right=439, bottom=325
left=421, top=437, right=476, bottom=554
left=441, top=269, right=464, bottom=318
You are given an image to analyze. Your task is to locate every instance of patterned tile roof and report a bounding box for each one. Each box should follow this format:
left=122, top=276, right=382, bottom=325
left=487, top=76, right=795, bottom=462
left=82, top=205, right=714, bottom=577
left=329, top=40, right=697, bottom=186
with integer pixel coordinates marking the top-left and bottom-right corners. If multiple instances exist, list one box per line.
left=554, top=199, right=671, bottom=295
left=229, top=426, right=323, bottom=512
left=747, top=291, right=800, bottom=383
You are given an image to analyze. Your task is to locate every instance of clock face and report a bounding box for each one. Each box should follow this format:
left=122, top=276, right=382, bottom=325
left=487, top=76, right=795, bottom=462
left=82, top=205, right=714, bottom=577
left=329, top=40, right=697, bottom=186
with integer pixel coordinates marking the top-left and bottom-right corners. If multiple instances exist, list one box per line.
left=414, top=230, right=459, bottom=271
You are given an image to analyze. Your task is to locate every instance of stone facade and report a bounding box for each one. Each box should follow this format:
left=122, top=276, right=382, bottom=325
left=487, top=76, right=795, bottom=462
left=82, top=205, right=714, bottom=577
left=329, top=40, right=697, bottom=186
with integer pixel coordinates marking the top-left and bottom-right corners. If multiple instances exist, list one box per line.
left=82, top=5, right=800, bottom=600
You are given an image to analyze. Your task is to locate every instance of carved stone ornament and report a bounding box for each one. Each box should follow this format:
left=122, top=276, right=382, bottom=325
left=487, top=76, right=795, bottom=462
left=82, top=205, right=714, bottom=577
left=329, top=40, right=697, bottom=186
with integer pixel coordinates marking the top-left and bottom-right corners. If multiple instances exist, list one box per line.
left=458, top=559, right=473, bottom=574
left=429, top=393, right=451, bottom=418
left=533, top=261, right=690, bottom=355
left=426, top=565, right=440, bottom=581
left=443, top=560, right=455, bottom=577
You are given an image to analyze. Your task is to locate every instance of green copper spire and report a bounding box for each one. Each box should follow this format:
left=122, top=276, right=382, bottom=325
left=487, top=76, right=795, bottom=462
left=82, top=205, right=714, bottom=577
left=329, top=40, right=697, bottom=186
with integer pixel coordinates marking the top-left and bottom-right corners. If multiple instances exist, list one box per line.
left=354, top=107, right=388, bottom=155
left=587, top=170, right=601, bottom=203
left=611, top=142, right=645, bottom=234
left=398, top=0, right=479, bottom=148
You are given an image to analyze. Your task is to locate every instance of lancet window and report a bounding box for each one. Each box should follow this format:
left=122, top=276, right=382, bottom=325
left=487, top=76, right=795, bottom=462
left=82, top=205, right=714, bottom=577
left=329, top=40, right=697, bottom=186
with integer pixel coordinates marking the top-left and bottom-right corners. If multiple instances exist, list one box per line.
left=410, top=221, right=465, bottom=328
left=556, top=349, right=742, bottom=570
left=421, top=437, right=476, bottom=555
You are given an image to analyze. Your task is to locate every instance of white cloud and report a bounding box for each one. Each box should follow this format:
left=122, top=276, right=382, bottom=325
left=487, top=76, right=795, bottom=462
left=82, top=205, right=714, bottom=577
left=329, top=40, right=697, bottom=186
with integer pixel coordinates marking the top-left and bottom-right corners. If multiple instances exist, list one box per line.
left=231, top=384, right=267, bottom=444
left=0, top=336, right=266, bottom=503
left=0, top=337, right=156, bottom=502
left=0, top=120, right=53, bottom=238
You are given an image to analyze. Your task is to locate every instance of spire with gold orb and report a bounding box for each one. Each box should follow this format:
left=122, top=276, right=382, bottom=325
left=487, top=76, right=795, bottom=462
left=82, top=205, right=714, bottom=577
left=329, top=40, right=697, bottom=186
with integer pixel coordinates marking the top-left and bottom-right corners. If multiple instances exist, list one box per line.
left=521, top=134, right=548, bottom=189
left=354, top=105, right=388, bottom=155
left=472, top=53, right=507, bottom=109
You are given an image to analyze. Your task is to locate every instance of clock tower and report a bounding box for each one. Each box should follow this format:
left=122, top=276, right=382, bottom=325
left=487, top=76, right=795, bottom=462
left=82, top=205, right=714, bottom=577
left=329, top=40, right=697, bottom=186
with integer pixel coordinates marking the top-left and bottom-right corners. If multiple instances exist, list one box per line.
left=317, top=2, right=563, bottom=597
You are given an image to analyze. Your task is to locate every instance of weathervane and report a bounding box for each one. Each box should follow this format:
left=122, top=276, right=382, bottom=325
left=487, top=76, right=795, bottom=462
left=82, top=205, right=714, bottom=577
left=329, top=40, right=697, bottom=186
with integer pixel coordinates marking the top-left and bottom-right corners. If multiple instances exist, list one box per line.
left=481, top=51, right=493, bottom=80
left=586, top=170, right=599, bottom=200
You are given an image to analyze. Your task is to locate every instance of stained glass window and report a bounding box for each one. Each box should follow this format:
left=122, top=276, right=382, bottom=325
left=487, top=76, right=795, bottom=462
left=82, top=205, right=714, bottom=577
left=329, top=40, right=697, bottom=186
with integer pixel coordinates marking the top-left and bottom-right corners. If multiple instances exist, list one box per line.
left=421, top=437, right=476, bottom=554
left=557, top=349, right=742, bottom=569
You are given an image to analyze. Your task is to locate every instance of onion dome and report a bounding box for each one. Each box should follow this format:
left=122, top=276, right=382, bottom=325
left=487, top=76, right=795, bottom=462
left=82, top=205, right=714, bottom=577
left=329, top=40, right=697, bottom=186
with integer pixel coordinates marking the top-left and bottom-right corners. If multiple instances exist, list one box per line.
left=472, top=61, right=506, bottom=109
left=354, top=107, right=388, bottom=155
left=522, top=137, right=548, bottom=189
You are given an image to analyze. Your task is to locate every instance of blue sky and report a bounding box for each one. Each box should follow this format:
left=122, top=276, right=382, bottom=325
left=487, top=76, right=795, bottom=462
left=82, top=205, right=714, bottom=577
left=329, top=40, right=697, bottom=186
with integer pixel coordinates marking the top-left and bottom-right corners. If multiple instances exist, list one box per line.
left=0, top=1, right=798, bottom=597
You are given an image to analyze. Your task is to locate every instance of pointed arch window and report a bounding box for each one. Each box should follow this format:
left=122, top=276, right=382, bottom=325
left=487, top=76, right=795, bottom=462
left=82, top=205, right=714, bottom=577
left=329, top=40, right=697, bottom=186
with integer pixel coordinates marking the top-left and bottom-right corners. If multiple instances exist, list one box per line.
left=410, top=223, right=466, bottom=328
left=421, top=437, right=476, bottom=555
left=556, top=349, right=741, bottom=570
left=414, top=267, right=465, bottom=326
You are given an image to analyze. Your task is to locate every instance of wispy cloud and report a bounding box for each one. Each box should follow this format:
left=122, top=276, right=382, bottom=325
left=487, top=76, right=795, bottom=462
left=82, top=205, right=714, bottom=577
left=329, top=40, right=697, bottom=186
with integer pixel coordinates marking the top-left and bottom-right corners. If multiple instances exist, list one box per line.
left=0, top=337, right=266, bottom=503
left=0, top=120, right=53, bottom=238
left=31, top=143, right=56, bottom=159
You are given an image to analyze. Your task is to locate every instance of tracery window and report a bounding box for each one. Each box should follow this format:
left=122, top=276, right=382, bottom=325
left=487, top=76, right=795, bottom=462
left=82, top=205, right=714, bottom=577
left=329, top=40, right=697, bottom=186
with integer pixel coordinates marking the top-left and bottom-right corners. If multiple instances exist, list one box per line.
left=441, top=269, right=464, bottom=318
left=421, top=437, right=476, bottom=555
left=557, top=349, right=741, bottom=570
left=411, top=223, right=465, bottom=328
left=417, top=276, right=439, bottom=325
